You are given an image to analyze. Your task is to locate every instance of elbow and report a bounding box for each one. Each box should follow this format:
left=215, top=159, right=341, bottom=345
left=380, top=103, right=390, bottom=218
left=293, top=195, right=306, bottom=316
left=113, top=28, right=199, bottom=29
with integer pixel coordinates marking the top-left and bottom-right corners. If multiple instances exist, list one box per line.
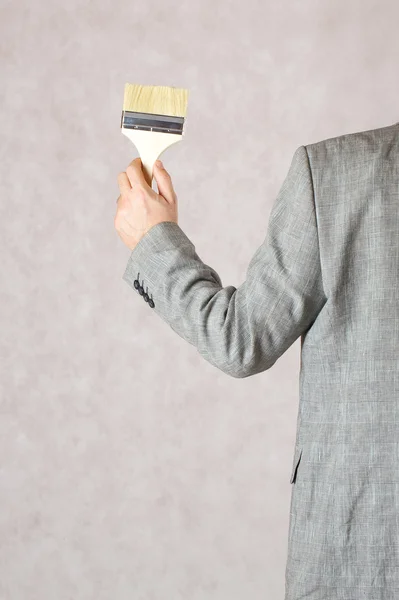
left=208, top=359, right=249, bottom=379
left=225, top=367, right=248, bottom=379
left=219, top=362, right=255, bottom=379
left=200, top=345, right=276, bottom=379
left=220, top=357, right=276, bottom=379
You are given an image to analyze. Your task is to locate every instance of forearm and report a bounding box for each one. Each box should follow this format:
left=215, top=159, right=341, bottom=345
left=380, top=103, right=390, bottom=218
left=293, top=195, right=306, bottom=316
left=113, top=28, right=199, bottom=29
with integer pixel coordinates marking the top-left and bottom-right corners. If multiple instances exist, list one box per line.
left=122, top=221, right=244, bottom=377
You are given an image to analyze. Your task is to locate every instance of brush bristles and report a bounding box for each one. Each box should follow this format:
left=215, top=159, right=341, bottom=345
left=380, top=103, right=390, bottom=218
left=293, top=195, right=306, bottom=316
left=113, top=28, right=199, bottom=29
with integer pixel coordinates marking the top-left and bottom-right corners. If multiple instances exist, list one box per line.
left=123, top=83, right=189, bottom=117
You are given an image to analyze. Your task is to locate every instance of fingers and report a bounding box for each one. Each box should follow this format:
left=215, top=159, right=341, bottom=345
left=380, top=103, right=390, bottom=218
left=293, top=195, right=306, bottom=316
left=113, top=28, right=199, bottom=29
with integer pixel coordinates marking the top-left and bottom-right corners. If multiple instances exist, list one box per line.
left=125, top=157, right=148, bottom=188
left=117, top=171, right=131, bottom=196
left=152, top=161, right=176, bottom=204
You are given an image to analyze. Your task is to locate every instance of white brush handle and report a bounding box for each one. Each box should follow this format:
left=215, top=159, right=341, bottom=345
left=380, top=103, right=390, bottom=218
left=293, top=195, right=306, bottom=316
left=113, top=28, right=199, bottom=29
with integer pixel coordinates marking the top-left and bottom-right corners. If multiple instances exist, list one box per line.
left=121, top=128, right=183, bottom=188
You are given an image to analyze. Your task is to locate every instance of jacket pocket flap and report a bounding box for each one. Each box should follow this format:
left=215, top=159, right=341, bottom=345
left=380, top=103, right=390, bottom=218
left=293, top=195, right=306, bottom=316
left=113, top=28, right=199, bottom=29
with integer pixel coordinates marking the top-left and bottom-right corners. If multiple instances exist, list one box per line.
left=290, top=447, right=303, bottom=484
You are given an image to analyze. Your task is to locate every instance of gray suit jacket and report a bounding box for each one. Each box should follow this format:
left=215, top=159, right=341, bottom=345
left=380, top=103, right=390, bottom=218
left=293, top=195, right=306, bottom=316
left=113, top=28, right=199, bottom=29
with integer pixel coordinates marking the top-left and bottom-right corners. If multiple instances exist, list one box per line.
left=122, top=121, right=399, bottom=599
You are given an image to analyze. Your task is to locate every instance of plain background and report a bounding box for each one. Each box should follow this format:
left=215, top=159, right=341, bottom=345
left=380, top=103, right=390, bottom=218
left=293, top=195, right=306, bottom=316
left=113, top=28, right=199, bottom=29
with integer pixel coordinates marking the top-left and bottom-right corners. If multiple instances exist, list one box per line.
left=1, top=0, right=399, bottom=598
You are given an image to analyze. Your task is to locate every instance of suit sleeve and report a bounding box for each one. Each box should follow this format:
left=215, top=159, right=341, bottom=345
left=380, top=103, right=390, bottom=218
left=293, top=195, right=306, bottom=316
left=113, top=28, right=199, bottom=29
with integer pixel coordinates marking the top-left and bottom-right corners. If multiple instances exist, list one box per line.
left=122, top=145, right=327, bottom=378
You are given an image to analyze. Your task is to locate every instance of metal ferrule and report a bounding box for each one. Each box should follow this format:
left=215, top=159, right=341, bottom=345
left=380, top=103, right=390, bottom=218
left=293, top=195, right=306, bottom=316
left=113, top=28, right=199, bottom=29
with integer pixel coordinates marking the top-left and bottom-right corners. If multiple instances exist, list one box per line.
left=120, top=110, right=184, bottom=134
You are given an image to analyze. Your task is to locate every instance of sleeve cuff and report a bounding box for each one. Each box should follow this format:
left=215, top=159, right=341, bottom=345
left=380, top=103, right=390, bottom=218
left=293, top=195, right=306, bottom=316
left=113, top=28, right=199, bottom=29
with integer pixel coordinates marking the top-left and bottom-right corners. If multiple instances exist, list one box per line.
left=126, top=221, right=194, bottom=263
left=122, top=220, right=195, bottom=297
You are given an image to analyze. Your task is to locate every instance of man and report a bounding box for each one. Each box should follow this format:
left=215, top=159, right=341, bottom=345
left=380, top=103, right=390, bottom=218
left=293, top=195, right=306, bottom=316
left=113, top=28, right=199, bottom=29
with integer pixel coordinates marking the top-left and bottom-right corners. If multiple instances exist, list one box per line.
left=115, top=121, right=399, bottom=600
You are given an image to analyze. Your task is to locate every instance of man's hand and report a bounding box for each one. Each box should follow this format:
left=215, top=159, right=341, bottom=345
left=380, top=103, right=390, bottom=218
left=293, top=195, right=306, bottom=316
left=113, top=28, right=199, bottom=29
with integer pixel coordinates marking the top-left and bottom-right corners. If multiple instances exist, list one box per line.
left=115, top=158, right=178, bottom=251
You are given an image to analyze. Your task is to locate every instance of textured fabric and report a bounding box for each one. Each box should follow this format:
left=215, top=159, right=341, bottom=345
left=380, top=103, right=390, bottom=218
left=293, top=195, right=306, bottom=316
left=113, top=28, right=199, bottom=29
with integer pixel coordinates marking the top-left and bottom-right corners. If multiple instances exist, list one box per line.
left=122, top=121, right=399, bottom=599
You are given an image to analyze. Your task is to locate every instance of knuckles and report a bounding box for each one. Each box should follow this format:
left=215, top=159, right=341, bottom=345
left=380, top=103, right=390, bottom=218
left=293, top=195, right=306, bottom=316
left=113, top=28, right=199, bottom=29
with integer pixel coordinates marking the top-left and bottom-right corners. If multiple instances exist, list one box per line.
left=126, top=164, right=142, bottom=179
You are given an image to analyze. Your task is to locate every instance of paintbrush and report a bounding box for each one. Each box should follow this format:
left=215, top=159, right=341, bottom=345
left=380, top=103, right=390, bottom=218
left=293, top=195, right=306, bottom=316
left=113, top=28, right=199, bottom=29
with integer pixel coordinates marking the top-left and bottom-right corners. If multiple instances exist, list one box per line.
left=120, top=83, right=189, bottom=188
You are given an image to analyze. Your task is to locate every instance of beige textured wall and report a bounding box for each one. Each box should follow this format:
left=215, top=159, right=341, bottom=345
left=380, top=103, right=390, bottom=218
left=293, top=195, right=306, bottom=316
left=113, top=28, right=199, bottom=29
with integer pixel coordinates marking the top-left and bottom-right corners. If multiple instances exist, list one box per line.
left=2, top=0, right=398, bottom=597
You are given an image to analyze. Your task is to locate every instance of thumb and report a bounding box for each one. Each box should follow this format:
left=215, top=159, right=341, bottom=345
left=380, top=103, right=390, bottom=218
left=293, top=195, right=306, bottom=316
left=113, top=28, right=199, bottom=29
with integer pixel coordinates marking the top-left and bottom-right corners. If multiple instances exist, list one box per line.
left=153, top=160, right=176, bottom=202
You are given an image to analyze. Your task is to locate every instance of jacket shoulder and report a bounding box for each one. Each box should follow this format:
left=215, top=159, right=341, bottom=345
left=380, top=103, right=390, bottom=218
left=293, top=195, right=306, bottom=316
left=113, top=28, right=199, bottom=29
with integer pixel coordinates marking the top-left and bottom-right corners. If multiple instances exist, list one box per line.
left=304, top=121, right=399, bottom=162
